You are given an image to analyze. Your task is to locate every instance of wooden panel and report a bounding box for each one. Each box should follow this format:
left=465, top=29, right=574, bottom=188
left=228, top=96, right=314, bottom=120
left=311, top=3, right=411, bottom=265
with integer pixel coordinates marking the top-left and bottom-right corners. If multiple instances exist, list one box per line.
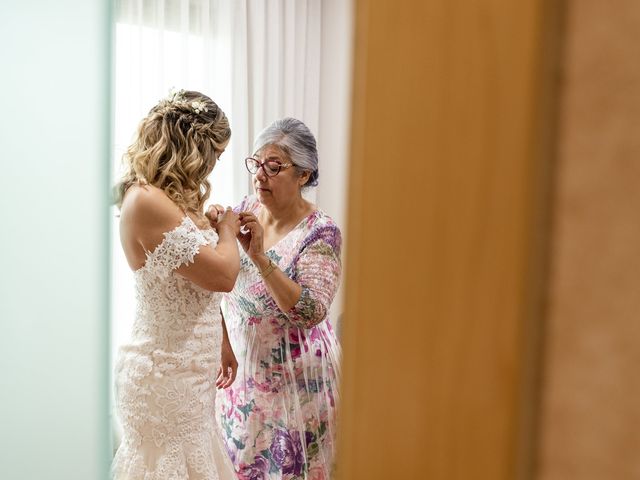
left=538, top=1, right=640, bottom=479
left=336, top=1, right=561, bottom=478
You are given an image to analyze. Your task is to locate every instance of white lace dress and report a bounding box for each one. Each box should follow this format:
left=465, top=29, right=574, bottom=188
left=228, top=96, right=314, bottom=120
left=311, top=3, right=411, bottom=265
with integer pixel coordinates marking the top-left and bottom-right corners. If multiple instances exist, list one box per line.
left=112, top=216, right=235, bottom=480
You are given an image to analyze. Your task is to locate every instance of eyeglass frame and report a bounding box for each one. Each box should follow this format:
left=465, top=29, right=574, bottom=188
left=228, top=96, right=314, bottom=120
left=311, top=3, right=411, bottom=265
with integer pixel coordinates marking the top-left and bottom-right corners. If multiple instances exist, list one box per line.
left=244, top=156, right=294, bottom=177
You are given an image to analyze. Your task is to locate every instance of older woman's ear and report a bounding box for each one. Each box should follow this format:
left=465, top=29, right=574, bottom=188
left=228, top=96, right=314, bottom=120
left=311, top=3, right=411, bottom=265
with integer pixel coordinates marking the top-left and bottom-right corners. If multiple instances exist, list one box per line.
left=299, top=171, right=311, bottom=187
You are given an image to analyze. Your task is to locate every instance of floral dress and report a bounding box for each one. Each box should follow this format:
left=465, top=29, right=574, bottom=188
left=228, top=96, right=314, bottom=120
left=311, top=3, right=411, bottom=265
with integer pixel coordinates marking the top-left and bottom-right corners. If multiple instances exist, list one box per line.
left=216, top=196, right=342, bottom=480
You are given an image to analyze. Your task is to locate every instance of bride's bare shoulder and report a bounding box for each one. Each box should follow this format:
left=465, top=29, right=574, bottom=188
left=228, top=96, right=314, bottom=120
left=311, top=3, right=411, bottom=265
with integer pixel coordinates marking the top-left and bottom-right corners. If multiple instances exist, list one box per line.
left=121, top=184, right=182, bottom=229
left=122, top=183, right=169, bottom=207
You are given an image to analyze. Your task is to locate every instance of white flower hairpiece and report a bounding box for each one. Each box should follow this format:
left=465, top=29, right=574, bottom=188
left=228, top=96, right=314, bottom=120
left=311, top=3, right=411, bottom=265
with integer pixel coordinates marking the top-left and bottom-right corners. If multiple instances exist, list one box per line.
left=160, top=88, right=208, bottom=115
left=191, top=101, right=208, bottom=114
left=165, top=87, right=187, bottom=104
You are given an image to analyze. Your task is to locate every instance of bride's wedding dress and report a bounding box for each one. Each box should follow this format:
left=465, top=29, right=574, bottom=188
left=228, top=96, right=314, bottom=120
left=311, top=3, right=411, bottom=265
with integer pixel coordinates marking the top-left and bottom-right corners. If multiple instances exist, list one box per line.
left=112, top=216, right=235, bottom=480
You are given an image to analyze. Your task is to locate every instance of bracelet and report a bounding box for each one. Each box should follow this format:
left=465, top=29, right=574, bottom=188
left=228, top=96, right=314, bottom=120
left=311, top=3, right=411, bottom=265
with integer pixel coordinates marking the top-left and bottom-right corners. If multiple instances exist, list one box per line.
left=258, top=258, right=277, bottom=278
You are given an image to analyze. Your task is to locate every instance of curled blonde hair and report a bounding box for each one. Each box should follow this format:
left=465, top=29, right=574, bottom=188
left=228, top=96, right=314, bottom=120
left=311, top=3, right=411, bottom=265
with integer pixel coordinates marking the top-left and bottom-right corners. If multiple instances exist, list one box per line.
left=114, top=90, right=231, bottom=219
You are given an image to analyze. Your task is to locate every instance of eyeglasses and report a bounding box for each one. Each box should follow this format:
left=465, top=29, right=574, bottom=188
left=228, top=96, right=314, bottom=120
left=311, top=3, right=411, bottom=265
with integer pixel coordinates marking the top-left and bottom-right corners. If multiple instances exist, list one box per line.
left=245, top=157, right=293, bottom=177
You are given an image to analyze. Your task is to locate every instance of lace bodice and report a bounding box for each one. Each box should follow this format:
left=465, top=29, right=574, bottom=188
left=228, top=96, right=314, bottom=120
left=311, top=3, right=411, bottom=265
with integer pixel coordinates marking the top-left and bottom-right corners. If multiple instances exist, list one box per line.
left=130, top=216, right=221, bottom=353
left=112, top=216, right=234, bottom=480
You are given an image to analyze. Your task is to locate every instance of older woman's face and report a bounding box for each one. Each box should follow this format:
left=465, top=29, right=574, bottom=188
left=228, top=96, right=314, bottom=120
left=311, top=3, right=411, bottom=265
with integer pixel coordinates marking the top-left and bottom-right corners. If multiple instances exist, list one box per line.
left=252, top=145, right=308, bottom=205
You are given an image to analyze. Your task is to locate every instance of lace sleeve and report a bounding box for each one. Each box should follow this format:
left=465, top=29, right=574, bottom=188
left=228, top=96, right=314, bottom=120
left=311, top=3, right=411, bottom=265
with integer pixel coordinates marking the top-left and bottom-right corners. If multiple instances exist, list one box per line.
left=285, top=223, right=342, bottom=328
left=144, top=216, right=210, bottom=277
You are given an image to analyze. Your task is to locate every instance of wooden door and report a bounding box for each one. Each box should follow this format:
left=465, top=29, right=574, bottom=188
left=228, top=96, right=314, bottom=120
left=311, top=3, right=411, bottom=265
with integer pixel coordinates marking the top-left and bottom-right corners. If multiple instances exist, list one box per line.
left=336, top=1, right=562, bottom=478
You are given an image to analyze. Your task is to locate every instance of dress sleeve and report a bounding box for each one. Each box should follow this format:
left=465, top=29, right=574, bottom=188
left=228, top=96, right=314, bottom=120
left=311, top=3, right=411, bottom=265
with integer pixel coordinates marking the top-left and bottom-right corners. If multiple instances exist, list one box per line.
left=284, top=223, right=342, bottom=328
left=233, top=195, right=259, bottom=214
left=145, top=216, right=210, bottom=276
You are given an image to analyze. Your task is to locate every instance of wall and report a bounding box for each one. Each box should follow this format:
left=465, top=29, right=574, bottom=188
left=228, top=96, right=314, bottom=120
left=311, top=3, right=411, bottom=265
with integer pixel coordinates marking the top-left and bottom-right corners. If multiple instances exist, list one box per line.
left=538, top=1, right=640, bottom=478
left=0, top=1, right=112, bottom=478
left=317, top=0, right=353, bottom=233
left=317, top=0, right=354, bottom=327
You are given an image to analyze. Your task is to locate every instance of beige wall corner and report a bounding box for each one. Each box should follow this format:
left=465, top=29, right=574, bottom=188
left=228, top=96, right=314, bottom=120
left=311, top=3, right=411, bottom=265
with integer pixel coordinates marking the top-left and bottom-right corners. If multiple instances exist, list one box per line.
left=538, top=1, right=640, bottom=479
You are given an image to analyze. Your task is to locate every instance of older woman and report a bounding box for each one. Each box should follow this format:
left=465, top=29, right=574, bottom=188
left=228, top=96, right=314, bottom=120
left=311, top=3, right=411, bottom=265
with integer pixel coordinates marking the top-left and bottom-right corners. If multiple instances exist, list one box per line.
left=211, top=118, right=342, bottom=480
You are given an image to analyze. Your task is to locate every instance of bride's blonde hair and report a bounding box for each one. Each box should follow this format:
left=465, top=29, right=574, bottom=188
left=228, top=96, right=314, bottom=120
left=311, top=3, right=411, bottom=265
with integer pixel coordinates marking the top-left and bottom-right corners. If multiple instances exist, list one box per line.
left=115, top=90, right=231, bottom=218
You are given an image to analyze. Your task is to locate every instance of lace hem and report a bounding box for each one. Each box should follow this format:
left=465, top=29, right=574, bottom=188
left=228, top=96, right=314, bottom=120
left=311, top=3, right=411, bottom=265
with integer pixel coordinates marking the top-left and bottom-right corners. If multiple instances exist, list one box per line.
left=112, top=427, right=234, bottom=480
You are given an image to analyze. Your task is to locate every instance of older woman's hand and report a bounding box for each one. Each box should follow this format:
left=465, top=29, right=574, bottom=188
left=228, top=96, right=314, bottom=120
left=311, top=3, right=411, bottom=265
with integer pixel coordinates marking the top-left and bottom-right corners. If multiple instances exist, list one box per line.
left=238, top=211, right=265, bottom=259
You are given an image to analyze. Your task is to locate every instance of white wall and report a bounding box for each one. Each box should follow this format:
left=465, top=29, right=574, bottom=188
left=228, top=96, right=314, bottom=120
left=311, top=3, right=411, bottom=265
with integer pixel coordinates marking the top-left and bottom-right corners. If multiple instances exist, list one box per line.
left=317, top=0, right=354, bottom=329
left=0, top=1, right=112, bottom=479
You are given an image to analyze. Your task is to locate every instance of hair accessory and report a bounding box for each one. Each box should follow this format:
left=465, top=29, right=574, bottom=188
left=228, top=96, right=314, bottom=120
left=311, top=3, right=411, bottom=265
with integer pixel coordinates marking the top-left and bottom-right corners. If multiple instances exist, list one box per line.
left=191, top=101, right=208, bottom=114
left=164, top=87, right=187, bottom=104
left=160, top=88, right=208, bottom=114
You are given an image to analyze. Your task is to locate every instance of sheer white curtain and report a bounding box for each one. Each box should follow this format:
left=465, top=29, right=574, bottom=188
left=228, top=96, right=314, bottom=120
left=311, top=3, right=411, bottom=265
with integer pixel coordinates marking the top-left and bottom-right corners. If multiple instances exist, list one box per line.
left=110, top=0, right=350, bottom=447
left=231, top=1, right=322, bottom=205
left=113, top=0, right=323, bottom=201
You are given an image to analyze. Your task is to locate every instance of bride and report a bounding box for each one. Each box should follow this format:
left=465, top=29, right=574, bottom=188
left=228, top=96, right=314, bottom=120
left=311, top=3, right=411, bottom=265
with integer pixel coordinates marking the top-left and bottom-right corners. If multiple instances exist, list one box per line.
left=112, top=89, right=239, bottom=479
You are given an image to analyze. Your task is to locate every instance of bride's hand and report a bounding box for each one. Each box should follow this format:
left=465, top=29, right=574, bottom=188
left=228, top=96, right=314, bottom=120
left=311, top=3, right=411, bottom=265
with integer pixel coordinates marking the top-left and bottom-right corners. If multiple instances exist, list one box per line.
left=216, top=208, right=241, bottom=236
left=216, top=340, right=238, bottom=389
left=205, top=204, right=225, bottom=229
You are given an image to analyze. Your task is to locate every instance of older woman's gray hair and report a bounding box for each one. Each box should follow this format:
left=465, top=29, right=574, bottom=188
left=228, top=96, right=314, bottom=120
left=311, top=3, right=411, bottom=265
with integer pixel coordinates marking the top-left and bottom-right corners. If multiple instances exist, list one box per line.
left=253, top=117, right=319, bottom=187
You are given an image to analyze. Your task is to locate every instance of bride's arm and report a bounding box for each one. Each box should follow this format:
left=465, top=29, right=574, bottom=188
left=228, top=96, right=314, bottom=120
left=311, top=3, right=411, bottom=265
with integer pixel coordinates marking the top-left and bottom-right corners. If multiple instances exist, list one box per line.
left=175, top=214, right=240, bottom=292
left=123, top=185, right=241, bottom=292
left=216, top=311, right=238, bottom=389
